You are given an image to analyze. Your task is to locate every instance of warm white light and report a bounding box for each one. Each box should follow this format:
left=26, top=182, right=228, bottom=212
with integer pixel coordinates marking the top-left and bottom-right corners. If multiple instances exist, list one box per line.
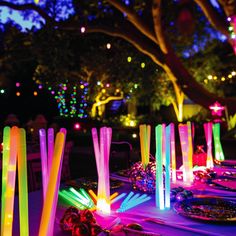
left=106, top=43, right=111, bottom=49
left=80, top=27, right=86, bottom=33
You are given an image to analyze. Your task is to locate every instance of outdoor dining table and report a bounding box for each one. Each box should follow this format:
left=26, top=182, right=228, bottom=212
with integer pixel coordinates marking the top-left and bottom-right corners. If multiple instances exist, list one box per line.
left=10, top=165, right=236, bottom=236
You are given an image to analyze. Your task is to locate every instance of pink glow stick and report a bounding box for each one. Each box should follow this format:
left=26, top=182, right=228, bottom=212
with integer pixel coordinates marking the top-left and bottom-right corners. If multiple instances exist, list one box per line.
left=39, top=129, right=48, bottom=199
left=187, top=122, right=194, bottom=182
left=170, top=123, right=176, bottom=182
left=3, top=127, right=18, bottom=235
left=47, top=128, right=54, bottom=174
left=91, top=128, right=100, bottom=174
left=204, top=122, right=214, bottom=168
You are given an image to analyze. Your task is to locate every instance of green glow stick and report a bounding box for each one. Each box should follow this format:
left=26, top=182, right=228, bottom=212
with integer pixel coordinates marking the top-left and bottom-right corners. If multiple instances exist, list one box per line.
left=59, top=191, right=86, bottom=209
left=1, top=126, right=11, bottom=235
left=212, top=123, right=225, bottom=161
left=17, top=128, right=29, bottom=236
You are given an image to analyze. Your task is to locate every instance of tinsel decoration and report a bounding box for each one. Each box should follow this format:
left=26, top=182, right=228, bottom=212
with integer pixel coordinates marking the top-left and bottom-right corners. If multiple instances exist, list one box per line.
left=129, top=161, right=165, bottom=193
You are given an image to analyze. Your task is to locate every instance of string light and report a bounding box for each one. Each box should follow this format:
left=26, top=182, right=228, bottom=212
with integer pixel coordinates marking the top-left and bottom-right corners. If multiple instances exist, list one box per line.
left=205, top=71, right=236, bottom=83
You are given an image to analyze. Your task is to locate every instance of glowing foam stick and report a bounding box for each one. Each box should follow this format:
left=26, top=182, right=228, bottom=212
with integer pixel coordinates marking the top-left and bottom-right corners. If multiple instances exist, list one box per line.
left=92, top=127, right=112, bottom=214
left=47, top=128, right=54, bottom=174
left=39, top=131, right=65, bottom=236
left=155, top=125, right=165, bottom=210
left=17, top=128, right=29, bottom=236
left=187, top=122, right=194, bottom=182
left=178, top=124, right=193, bottom=183
left=165, top=125, right=171, bottom=209
left=110, top=193, right=127, bottom=204
left=110, top=192, right=119, bottom=201
left=59, top=191, right=87, bottom=210
left=212, top=123, right=225, bottom=161
left=39, top=129, right=48, bottom=199
left=3, top=126, right=18, bottom=236
left=1, top=126, right=11, bottom=235
left=204, top=122, right=214, bottom=168
left=139, top=125, right=151, bottom=168
left=89, top=189, right=98, bottom=203
left=170, top=123, right=176, bottom=183
left=117, top=193, right=151, bottom=212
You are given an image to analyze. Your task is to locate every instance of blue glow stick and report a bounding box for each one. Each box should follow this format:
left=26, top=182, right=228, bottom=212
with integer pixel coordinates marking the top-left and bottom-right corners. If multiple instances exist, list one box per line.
left=110, top=193, right=127, bottom=204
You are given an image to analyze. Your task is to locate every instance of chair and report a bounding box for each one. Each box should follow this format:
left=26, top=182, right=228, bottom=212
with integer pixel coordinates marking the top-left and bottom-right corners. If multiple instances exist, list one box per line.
left=109, top=141, right=133, bottom=172
left=28, top=141, right=74, bottom=191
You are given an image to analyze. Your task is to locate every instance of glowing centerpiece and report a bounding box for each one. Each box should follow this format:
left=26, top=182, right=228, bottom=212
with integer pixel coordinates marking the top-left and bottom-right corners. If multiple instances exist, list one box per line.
left=92, top=127, right=112, bottom=215
left=178, top=123, right=193, bottom=183
left=204, top=122, right=214, bottom=168
left=212, top=123, right=225, bottom=161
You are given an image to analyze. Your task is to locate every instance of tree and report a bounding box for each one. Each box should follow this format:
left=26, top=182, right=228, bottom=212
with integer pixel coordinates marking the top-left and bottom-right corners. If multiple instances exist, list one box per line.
left=1, top=0, right=236, bottom=116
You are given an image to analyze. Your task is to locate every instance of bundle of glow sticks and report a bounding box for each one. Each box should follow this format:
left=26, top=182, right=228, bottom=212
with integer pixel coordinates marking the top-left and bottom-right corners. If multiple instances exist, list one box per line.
left=1, top=126, right=29, bottom=236
left=155, top=124, right=172, bottom=210
left=178, top=122, right=193, bottom=183
left=139, top=124, right=151, bottom=168
left=59, top=187, right=95, bottom=210
left=116, top=191, right=151, bottom=212
left=92, top=127, right=112, bottom=214
left=204, top=122, right=214, bottom=168
left=212, top=123, right=225, bottom=161
left=38, top=129, right=66, bottom=236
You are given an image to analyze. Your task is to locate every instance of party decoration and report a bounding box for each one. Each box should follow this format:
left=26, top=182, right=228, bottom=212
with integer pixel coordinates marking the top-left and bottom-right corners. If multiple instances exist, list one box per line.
left=116, top=192, right=151, bottom=213
left=38, top=131, right=66, bottom=236
left=1, top=126, right=29, bottom=236
left=139, top=124, right=151, bottom=168
left=212, top=123, right=225, bottom=161
left=170, top=123, right=177, bottom=183
left=178, top=123, right=194, bottom=183
left=209, top=101, right=225, bottom=117
left=92, top=127, right=112, bottom=214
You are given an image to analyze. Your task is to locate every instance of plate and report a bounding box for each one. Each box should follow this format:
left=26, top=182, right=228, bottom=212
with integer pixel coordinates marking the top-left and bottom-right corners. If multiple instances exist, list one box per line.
left=174, top=198, right=236, bottom=222
left=209, top=178, right=236, bottom=191
left=65, top=177, right=123, bottom=190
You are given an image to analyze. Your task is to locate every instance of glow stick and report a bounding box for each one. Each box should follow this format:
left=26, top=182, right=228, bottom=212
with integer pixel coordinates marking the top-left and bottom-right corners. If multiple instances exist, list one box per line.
left=47, top=128, right=54, bottom=174
left=139, top=125, right=150, bottom=168
left=89, top=189, right=98, bottom=203
left=3, top=126, right=18, bottom=236
left=39, top=132, right=65, bottom=236
left=170, top=123, right=176, bottom=182
left=204, top=122, right=214, bottom=168
left=92, top=127, right=112, bottom=214
left=1, top=126, right=11, bottom=235
left=212, top=123, right=225, bottom=161
left=165, top=125, right=171, bottom=209
left=139, top=125, right=145, bottom=166
left=178, top=124, right=193, bottom=183
left=110, top=193, right=127, bottom=204
left=155, top=125, right=164, bottom=210
left=39, top=128, right=48, bottom=199
left=117, top=193, right=152, bottom=212
left=110, top=192, right=119, bottom=201
left=59, top=191, right=87, bottom=210
left=17, top=128, right=29, bottom=236
left=187, top=122, right=194, bottom=182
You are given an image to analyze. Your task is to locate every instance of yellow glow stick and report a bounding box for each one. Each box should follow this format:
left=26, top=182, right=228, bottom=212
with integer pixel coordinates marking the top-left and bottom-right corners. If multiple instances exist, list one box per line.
left=187, top=122, right=194, bottom=182
left=17, top=128, right=29, bottom=236
left=110, top=192, right=119, bottom=201
left=1, top=126, right=11, bottom=235
left=3, top=126, right=18, bottom=236
left=38, top=132, right=65, bottom=236
left=89, top=189, right=98, bottom=203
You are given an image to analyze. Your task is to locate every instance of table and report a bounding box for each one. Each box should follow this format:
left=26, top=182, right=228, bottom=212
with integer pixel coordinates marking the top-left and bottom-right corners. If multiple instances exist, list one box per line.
left=10, top=170, right=236, bottom=236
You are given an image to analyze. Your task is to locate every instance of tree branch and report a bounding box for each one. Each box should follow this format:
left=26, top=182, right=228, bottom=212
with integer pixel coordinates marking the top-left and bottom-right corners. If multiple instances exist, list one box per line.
left=152, top=0, right=168, bottom=53
left=194, top=0, right=229, bottom=37
left=107, top=0, right=158, bottom=44
left=0, top=0, right=55, bottom=24
left=62, top=23, right=164, bottom=67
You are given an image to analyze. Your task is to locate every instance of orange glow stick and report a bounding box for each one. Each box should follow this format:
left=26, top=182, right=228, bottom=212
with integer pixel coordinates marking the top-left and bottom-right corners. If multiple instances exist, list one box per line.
left=38, top=132, right=65, bottom=236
